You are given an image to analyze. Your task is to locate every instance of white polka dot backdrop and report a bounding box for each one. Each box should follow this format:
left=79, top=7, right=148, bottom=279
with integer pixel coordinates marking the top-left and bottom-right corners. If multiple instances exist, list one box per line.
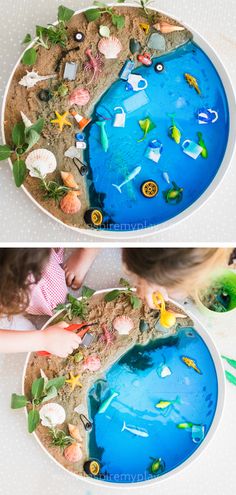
left=0, top=0, right=235, bottom=242
left=0, top=247, right=236, bottom=494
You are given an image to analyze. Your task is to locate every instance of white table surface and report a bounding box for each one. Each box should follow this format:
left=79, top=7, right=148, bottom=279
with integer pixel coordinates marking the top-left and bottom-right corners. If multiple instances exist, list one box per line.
left=0, top=248, right=236, bottom=495
left=0, top=0, right=236, bottom=243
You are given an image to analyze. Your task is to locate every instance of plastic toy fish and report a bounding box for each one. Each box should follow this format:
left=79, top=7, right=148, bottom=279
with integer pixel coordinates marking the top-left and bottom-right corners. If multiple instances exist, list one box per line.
left=155, top=397, right=180, bottom=410
left=177, top=422, right=194, bottom=429
left=197, top=108, right=218, bottom=125
left=138, top=117, right=156, bottom=142
left=182, top=356, right=202, bottom=374
left=149, top=457, right=165, bottom=475
left=122, top=421, right=149, bottom=438
left=163, top=181, right=183, bottom=204
left=19, top=70, right=56, bottom=88
left=96, top=120, right=109, bottom=152
left=112, top=166, right=141, bottom=193
left=98, top=390, right=119, bottom=414
left=184, top=73, right=201, bottom=95
left=168, top=114, right=181, bottom=144
left=197, top=132, right=208, bottom=158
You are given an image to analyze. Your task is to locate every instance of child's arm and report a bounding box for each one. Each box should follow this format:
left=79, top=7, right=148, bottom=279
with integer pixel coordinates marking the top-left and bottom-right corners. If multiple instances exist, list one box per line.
left=64, top=248, right=100, bottom=289
left=0, top=322, right=81, bottom=357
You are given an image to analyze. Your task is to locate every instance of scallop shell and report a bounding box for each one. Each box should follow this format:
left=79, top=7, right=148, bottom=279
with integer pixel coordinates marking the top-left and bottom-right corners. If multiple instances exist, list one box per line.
left=83, top=354, right=101, bottom=372
left=39, top=403, right=66, bottom=427
left=154, top=21, right=185, bottom=33
left=98, top=36, right=122, bottom=59
left=61, top=171, right=78, bottom=188
left=68, top=423, right=83, bottom=442
left=26, top=148, right=57, bottom=177
left=113, top=315, right=134, bottom=335
left=60, top=191, right=81, bottom=214
left=69, top=87, right=90, bottom=106
left=64, top=443, right=83, bottom=463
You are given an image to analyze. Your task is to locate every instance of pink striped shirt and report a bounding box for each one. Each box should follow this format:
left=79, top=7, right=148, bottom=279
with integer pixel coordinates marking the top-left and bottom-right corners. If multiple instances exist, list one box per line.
left=27, top=249, right=67, bottom=316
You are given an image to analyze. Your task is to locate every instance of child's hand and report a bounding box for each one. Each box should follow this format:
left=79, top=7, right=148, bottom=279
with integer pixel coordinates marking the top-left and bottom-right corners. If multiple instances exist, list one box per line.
left=41, top=322, right=81, bottom=357
left=136, top=280, right=169, bottom=308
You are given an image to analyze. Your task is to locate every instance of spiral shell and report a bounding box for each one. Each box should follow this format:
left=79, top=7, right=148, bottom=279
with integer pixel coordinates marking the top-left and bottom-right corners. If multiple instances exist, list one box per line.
left=68, top=423, right=83, bottom=442
left=39, top=403, right=66, bottom=427
left=83, top=354, right=101, bottom=372
left=98, top=36, right=122, bottom=59
left=26, top=149, right=57, bottom=177
left=113, top=315, right=134, bottom=335
left=154, top=21, right=185, bottom=33
left=61, top=171, right=78, bottom=188
left=60, top=191, right=81, bottom=214
left=69, top=87, right=90, bottom=106
left=64, top=443, right=83, bottom=463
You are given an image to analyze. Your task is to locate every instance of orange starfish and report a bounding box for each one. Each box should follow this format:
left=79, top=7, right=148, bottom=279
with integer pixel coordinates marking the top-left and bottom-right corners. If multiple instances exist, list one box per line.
left=65, top=372, right=82, bottom=391
left=51, top=111, right=72, bottom=132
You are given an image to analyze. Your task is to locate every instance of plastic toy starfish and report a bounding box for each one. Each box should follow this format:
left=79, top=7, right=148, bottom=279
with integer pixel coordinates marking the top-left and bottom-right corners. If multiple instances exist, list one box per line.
left=51, top=111, right=72, bottom=132
left=66, top=372, right=82, bottom=391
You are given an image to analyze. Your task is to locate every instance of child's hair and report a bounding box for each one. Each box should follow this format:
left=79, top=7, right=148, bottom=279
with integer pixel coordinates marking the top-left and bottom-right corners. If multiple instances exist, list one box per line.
left=0, top=248, right=51, bottom=316
left=122, top=248, right=231, bottom=295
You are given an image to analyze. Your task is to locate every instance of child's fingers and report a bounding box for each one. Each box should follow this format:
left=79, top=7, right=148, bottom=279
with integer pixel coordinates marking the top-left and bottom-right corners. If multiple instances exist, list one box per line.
left=56, top=321, right=69, bottom=329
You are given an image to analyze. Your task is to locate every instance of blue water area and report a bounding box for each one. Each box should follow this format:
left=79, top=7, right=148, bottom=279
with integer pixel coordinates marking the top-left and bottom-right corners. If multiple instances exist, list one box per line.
left=87, top=327, right=218, bottom=483
left=84, top=41, right=229, bottom=231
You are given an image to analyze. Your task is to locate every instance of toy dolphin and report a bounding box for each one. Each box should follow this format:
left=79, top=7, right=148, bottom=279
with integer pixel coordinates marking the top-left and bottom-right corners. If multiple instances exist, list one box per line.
left=98, top=390, right=119, bottom=414
left=112, top=166, right=141, bottom=193
left=96, top=120, right=109, bottom=152
left=121, top=421, right=149, bottom=438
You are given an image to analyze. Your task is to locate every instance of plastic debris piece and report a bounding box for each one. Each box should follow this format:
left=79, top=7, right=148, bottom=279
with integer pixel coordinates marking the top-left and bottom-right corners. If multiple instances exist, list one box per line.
left=123, top=91, right=149, bottom=113
left=192, top=424, right=205, bottom=444
left=63, top=62, right=78, bottom=81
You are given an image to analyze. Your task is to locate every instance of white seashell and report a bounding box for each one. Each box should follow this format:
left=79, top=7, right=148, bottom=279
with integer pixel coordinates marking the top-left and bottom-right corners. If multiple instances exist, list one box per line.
left=19, top=71, right=56, bottom=89
left=39, top=403, right=66, bottom=427
left=64, top=146, right=81, bottom=160
left=98, top=36, right=122, bottom=59
left=26, top=148, right=57, bottom=177
left=113, top=315, right=134, bottom=335
left=20, top=111, right=33, bottom=128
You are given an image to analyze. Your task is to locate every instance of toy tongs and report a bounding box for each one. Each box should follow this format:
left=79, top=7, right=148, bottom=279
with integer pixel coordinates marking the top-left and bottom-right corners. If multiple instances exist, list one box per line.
left=37, top=321, right=97, bottom=357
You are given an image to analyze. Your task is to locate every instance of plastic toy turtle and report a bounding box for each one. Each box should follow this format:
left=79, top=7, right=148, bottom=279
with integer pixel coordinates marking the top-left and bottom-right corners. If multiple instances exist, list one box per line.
left=154, top=62, right=164, bottom=73
left=149, top=457, right=165, bottom=475
left=141, top=180, right=159, bottom=198
left=84, top=208, right=104, bottom=227
left=163, top=181, right=183, bottom=204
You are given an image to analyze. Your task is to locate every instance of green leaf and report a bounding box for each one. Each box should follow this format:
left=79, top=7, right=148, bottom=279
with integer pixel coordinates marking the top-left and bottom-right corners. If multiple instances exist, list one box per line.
left=117, top=0, right=126, bottom=2
left=24, top=129, right=41, bottom=152
left=58, top=5, right=75, bottom=23
left=28, top=409, right=40, bottom=433
left=130, top=294, right=141, bottom=309
left=119, top=277, right=131, bottom=288
left=225, top=370, right=236, bottom=386
left=0, top=144, right=12, bottom=160
left=41, top=386, right=58, bottom=403
left=84, top=9, right=101, bottom=22
left=68, top=293, right=81, bottom=306
left=45, top=376, right=66, bottom=391
left=31, top=377, right=45, bottom=399
left=12, top=122, right=25, bottom=147
left=93, top=1, right=107, bottom=7
left=222, top=355, right=236, bottom=369
left=104, top=289, right=121, bottom=302
left=13, top=159, right=27, bottom=187
left=26, top=118, right=44, bottom=135
left=22, top=33, right=32, bottom=44
left=36, top=25, right=49, bottom=38
left=11, top=393, right=28, bottom=409
left=112, top=14, right=125, bottom=29
left=22, top=47, right=37, bottom=66
left=81, top=286, right=96, bottom=299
